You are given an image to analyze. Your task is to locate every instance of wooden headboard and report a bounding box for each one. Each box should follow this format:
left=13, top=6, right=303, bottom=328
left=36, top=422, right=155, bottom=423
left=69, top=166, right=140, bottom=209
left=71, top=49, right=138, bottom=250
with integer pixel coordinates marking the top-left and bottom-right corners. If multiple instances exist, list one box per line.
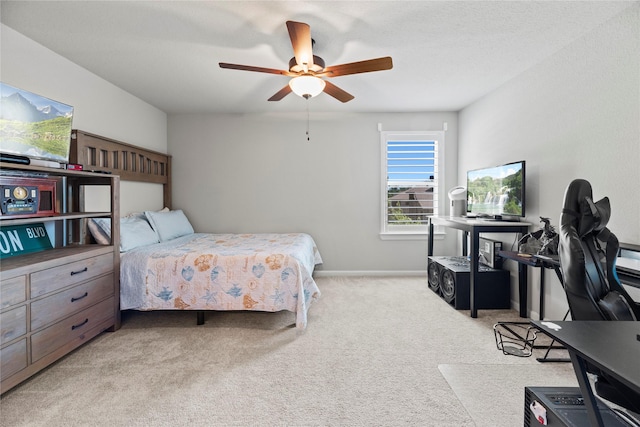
left=70, top=129, right=172, bottom=208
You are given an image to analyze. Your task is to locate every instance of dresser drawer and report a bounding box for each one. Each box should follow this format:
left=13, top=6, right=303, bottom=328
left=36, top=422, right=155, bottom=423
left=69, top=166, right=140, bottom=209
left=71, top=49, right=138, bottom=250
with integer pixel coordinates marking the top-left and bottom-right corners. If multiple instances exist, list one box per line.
left=30, top=252, right=113, bottom=298
left=31, top=273, right=114, bottom=331
left=0, top=305, right=27, bottom=346
left=1, top=275, right=27, bottom=309
left=31, top=297, right=114, bottom=363
left=0, top=339, right=27, bottom=381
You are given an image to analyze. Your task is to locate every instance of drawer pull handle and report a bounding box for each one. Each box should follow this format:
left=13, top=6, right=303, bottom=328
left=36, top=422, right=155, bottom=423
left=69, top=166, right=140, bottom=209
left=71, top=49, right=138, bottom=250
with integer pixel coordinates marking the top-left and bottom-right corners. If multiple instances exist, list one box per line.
left=70, top=267, right=88, bottom=276
left=71, top=319, right=89, bottom=330
left=71, top=292, right=89, bottom=302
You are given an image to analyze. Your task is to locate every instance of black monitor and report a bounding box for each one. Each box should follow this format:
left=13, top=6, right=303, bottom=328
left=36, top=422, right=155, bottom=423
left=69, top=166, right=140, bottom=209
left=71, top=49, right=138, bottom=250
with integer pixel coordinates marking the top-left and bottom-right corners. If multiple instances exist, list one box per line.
left=466, top=160, right=525, bottom=219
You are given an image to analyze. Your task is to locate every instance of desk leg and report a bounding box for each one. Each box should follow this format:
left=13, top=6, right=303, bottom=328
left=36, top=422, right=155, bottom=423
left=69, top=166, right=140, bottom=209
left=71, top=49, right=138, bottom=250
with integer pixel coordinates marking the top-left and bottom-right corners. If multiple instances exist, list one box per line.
left=518, top=263, right=528, bottom=318
left=470, top=231, right=479, bottom=318
left=569, top=351, right=605, bottom=427
left=539, top=268, right=545, bottom=320
left=428, top=219, right=434, bottom=257
left=462, top=231, right=468, bottom=256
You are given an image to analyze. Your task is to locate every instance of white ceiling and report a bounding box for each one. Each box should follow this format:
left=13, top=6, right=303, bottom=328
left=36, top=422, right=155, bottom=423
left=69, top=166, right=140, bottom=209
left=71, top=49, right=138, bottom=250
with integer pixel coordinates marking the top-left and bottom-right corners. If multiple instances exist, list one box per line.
left=1, top=1, right=635, bottom=114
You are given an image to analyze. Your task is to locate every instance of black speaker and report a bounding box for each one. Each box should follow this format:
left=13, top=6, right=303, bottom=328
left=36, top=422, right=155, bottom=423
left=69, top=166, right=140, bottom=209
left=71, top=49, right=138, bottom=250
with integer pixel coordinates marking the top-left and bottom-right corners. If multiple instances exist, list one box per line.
left=427, top=260, right=441, bottom=294
left=427, top=256, right=511, bottom=310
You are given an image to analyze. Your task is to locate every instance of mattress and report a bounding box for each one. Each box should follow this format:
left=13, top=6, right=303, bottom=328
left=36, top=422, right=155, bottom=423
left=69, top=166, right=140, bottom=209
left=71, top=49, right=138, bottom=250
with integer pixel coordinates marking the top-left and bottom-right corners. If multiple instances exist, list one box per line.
left=120, top=233, right=323, bottom=328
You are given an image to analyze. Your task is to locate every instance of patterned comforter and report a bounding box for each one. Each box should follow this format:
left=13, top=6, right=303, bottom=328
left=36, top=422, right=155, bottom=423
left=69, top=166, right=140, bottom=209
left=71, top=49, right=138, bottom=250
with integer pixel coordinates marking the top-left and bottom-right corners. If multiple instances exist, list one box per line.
left=120, top=233, right=323, bottom=328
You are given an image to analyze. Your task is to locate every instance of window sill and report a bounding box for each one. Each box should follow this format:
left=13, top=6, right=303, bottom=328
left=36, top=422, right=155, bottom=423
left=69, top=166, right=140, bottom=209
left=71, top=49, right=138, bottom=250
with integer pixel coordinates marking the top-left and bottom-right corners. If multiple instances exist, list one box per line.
left=379, top=230, right=446, bottom=241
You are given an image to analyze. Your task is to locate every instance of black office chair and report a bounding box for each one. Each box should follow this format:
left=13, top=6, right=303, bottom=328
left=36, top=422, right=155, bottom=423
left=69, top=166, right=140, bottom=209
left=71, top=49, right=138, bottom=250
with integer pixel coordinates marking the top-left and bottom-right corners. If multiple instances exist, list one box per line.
left=558, top=178, right=640, bottom=413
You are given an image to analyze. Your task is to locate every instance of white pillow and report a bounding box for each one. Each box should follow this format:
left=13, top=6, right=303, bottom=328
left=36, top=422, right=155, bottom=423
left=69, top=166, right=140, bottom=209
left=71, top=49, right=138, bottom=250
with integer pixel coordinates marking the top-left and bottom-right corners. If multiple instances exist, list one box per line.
left=91, top=218, right=112, bottom=241
left=124, top=207, right=170, bottom=220
left=91, top=216, right=159, bottom=252
left=88, top=218, right=111, bottom=245
left=119, top=216, right=160, bottom=252
left=145, top=209, right=194, bottom=242
left=88, top=207, right=170, bottom=245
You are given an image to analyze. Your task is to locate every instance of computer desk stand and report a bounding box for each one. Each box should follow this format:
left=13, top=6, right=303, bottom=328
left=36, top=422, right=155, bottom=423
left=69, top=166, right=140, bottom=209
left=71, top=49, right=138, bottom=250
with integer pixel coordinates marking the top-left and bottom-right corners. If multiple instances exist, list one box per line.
left=536, top=309, right=571, bottom=363
left=498, top=251, right=570, bottom=363
left=534, top=259, right=570, bottom=363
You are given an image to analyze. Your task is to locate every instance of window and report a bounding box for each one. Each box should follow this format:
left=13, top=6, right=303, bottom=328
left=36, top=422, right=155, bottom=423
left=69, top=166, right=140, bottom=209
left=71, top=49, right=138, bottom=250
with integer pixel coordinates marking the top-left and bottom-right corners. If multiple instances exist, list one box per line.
left=380, top=131, right=443, bottom=238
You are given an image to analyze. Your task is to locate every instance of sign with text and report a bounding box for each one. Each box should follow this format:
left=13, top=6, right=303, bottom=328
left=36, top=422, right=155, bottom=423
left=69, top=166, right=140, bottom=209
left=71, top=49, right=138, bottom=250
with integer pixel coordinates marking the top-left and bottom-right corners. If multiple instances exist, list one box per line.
left=0, top=223, right=52, bottom=258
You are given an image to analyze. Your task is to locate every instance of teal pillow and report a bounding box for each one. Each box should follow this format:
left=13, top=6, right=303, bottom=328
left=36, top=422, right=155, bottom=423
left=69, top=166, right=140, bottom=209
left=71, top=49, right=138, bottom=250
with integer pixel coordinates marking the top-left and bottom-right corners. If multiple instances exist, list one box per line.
left=119, top=216, right=160, bottom=252
left=145, top=209, right=194, bottom=242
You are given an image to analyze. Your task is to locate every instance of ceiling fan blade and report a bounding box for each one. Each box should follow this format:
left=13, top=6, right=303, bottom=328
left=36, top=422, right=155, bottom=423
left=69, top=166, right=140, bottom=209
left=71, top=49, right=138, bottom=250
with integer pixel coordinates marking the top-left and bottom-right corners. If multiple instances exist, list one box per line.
left=219, top=62, right=293, bottom=76
left=322, top=56, right=393, bottom=77
left=268, top=84, right=292, bottom=101
left=286, top=21, right=314, bottom=68
left=323, top=81, right=354, bottom=103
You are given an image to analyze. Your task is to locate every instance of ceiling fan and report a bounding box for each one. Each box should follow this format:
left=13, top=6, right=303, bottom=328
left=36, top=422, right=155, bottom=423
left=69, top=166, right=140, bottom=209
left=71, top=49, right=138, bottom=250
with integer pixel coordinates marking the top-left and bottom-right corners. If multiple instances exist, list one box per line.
left=219, top=20, right=393, bottom=103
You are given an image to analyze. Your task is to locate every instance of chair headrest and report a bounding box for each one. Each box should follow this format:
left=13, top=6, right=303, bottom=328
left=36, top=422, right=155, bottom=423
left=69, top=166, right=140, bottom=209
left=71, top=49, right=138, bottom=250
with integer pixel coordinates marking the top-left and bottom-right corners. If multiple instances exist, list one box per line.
left=561, top=179, right=611, bottom=237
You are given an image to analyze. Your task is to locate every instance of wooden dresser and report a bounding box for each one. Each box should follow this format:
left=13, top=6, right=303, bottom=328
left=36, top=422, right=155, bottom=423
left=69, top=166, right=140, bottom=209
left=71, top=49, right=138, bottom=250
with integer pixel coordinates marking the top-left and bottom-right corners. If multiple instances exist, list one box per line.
left=0, top=163, right=120, bottom=394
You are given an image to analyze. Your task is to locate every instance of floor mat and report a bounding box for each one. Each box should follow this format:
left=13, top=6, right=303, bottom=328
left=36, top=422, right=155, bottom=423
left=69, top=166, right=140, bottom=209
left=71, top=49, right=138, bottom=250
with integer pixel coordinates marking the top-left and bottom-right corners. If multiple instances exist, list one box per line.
left=439, top=363, right=577, bottom=427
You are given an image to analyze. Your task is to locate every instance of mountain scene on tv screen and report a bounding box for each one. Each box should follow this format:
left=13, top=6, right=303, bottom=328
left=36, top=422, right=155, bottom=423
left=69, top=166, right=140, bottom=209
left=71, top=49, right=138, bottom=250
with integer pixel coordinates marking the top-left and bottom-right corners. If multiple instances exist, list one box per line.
left=468, top=169, right=523, bottom=215
left=0, top=84, right=73, bottom=162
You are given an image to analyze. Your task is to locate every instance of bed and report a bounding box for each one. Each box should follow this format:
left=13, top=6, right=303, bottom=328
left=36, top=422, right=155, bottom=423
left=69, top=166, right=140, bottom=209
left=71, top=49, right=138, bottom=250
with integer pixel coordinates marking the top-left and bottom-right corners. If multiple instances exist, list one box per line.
left=72, top=130, right=322, bottom=329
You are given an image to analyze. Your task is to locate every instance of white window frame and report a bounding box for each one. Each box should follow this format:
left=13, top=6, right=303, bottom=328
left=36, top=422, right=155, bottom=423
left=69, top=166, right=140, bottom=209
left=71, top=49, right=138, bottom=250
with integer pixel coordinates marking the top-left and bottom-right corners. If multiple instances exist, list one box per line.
left=380, top=130, right=444, bottom=240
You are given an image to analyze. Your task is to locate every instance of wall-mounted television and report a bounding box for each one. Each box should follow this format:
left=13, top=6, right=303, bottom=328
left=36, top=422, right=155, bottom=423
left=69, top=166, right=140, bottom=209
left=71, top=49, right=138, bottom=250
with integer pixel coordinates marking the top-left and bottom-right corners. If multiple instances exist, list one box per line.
left=466, top=160, right=525, bottom=219
left=0, top=82, right=74, bottom=165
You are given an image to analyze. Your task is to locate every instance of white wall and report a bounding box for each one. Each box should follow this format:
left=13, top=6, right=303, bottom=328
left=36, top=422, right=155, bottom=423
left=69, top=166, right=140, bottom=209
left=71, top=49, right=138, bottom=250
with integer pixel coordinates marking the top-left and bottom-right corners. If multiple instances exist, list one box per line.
left=458, top=5, right=640, bottom=319
left=1, top=24, right=168, bottom=214
left=168, top=111, right=458, bottom=273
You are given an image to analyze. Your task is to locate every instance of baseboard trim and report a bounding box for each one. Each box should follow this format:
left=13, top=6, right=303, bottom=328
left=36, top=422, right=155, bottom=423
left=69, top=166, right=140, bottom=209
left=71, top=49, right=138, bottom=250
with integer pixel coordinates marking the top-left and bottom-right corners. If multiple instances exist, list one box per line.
left=314, top=270, right=427, bottom=277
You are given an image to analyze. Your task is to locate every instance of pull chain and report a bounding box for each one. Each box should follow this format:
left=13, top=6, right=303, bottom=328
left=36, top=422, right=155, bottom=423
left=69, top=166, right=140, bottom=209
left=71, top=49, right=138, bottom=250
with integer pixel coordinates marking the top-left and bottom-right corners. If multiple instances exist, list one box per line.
left=306, top=99, right=310, bottom=142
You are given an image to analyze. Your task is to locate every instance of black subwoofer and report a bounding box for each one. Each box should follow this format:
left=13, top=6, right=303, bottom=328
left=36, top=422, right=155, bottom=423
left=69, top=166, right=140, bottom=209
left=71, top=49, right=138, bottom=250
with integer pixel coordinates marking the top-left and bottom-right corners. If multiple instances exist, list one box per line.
left=427, top=260, right=441, bottom=294
left=427, top=256, right=511, bottom=310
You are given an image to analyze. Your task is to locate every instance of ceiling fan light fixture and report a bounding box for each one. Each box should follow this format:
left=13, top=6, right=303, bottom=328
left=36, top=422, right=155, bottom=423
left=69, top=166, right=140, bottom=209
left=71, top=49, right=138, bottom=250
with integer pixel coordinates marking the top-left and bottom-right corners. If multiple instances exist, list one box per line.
left=289, top=75, right=326, bottom=99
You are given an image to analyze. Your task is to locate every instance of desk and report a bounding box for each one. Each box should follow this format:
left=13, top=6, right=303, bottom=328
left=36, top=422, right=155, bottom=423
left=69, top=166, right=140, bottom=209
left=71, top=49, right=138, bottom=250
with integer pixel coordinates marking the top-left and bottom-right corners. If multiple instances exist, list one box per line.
left=532, top=321, right=640, bottom=427
left=499, top=251, right=561, bottom=320
left=427, top=216, right=531, bottom=318
left=617, top=242, right=640, bottom=289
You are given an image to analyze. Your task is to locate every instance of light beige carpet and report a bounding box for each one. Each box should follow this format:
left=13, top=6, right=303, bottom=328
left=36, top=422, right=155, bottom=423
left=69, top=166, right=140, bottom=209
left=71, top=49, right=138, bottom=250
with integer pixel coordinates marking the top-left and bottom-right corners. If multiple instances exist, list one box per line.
left=0, top=276, right=578, bottom=426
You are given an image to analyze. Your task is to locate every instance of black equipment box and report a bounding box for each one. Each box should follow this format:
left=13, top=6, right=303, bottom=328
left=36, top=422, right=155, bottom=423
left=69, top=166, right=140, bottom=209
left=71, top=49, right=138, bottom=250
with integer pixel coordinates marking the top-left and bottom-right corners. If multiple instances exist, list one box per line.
left=524, top=386, right=635, bottom=427
left=479, top=237, right=503, bottom=268
left=427, top=256, right=510, bottom=310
